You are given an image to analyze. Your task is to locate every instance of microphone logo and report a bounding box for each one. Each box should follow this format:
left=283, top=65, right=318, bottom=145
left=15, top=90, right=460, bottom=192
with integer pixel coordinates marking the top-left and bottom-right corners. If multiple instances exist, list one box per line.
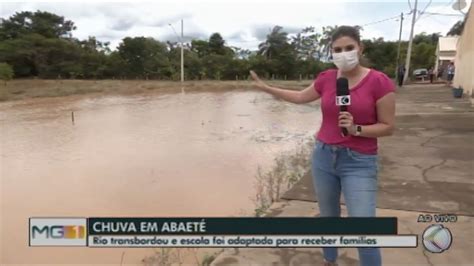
left=336, top=95, right=351, bottom=106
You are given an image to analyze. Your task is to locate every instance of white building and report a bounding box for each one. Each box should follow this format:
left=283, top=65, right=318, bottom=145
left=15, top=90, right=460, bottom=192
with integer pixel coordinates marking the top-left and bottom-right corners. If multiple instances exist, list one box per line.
left=453, top=4, right=473, bottom=98
left=434, top=36, right=459, bottom=78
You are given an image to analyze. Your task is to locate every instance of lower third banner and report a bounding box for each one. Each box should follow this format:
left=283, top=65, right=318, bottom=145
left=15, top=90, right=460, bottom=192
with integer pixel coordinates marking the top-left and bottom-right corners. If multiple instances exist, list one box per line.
left=89, top=235, right=417, bottom=248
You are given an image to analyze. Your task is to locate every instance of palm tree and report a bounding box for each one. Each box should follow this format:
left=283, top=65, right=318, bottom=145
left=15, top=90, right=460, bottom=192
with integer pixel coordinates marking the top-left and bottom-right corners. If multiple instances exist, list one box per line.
left=258, top=26, right=288, bottom=60
left=319, top=25, right=338, bottom=61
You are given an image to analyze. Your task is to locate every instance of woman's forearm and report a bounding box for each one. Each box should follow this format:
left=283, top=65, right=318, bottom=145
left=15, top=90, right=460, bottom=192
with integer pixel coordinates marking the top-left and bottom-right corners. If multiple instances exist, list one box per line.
left=357, top=123, right=394, bottom=138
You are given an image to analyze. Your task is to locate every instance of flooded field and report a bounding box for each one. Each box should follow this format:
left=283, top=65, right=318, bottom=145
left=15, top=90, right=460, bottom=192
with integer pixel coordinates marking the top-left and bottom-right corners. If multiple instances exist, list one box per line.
left=0, top=88, right=321, bottom=264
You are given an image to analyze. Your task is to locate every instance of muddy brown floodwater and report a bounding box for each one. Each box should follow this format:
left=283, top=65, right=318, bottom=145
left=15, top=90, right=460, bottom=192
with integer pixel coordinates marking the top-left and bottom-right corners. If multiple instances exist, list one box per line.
left=0, top=89, right=321, bottom=265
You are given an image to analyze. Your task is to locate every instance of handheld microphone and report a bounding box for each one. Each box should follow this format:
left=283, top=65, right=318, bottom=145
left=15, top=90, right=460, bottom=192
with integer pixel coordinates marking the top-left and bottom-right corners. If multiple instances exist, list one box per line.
left=336, top=77, right=351, bottom=137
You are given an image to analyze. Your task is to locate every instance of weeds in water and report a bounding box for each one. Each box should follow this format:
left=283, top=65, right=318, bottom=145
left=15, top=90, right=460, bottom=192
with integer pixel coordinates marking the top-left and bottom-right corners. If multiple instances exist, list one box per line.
left=142, top=248, right=178, bottom=266
left=253, top=138, right=314, bottom=217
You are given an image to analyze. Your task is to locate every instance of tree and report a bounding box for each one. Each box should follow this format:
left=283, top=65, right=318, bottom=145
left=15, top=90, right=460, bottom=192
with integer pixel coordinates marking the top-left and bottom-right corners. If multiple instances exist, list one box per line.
left=362, top=38, right=398, bottom=75
left=0, top=9, right=447, bottom=82
left=208, top=33, right=226, bottom=55
left=0, top=62, right=14, bottom=84
left=0, top=34, right=38, bottom=76
left=0, top=11, right=76, bottom=40
left=413, top=32, right=440, bottom=45
left=258, top=26, right=288, bottom=60
left=191, top=40, right=210, bottom=57
left=447, top=20, right=465, bottom=36
left=319, top=25, right=338, bottom=60
left=292, top=26, right=321, bottom=60
left=103, top=52, right=127, bottom=79
left=117, top=37, right=171, bottom=78
left=232, top=47, right=251, bottom=59
left=411, top=42, right=436, bottom=70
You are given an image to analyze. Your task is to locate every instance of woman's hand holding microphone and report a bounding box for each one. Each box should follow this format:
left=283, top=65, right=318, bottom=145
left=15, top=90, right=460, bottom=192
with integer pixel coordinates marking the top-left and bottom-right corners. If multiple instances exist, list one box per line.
left=339, top=112, right=358, bottom=136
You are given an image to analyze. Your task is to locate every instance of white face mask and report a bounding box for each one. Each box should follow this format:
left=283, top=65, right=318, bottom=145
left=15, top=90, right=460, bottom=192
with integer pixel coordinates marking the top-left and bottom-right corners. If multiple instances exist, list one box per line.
left=332, top=50, right=359, bottom=72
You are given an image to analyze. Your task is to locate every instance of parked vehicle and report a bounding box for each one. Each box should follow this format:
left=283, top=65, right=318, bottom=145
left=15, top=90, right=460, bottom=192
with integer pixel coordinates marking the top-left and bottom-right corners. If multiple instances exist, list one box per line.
left=413, top=68, right=428, bottom=80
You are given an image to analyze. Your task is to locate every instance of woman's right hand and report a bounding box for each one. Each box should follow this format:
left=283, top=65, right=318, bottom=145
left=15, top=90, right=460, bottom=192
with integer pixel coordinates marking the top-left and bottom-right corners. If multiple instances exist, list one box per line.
left=249, top=70, right=268, bottom=91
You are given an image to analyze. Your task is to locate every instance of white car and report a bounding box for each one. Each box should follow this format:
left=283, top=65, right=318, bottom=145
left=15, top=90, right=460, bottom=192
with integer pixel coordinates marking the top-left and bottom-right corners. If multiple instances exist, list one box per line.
left=413, top=68, right=428, bottom=79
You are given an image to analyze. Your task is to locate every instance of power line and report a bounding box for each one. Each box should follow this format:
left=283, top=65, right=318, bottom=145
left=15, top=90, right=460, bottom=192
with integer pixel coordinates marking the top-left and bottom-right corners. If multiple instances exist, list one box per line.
left=446, top=0, right=456, bottom=7
left=238, top=13, right=412, bottom=44
left=418, top=0, right=463, bottom=21
left=423, top=11, right=465, bottom=16
left=416, top=0, right=433, bottom=22
left=361, top=12, right=410, bottom=27
left=420, top=0, right=433, bottom=14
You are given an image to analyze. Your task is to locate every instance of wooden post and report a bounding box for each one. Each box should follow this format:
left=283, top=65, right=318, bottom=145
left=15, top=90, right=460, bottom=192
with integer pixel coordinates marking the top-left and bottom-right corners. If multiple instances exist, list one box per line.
left=71, top=111, right=75, bottom=125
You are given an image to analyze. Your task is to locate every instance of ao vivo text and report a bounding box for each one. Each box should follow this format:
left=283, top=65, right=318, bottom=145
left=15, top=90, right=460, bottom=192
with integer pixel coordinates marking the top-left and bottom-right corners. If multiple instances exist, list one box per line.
left=417, top=214, right=458, bottom=223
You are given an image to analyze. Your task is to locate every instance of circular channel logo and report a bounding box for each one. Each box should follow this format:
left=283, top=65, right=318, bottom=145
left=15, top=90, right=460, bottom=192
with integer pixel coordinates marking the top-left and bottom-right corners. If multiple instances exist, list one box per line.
left=422, top=224, right=452, bottom=253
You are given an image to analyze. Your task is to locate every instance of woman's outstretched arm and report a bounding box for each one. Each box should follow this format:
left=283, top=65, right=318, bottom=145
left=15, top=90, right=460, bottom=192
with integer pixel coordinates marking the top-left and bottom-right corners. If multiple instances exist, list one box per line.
left=250, top=70, right=321, bottom=104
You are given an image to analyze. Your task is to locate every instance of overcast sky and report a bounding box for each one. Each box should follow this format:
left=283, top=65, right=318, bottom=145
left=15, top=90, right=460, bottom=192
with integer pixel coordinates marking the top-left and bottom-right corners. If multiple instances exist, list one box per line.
left=1, top=0, right=470, bottom=50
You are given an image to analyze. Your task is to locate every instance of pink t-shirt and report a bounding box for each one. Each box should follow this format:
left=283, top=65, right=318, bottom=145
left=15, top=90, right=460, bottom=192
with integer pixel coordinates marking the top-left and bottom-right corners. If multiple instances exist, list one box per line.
left=314, top=69, right=395, bottom=155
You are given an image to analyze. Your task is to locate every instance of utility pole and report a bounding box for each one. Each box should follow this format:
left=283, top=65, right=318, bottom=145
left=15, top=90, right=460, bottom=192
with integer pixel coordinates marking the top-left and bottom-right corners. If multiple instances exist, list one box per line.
left=169, top=20, right=185, bottom=93
left=395, top=12, right=404, bottom=80
left=404, top=0, right=418, bottom=83
left=180, top=19, right=184, bottom=86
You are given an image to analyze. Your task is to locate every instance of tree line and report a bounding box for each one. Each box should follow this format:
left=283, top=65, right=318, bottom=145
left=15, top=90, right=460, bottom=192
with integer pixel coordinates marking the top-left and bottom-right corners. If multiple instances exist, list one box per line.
left=0, top=11, right=462, bottom=81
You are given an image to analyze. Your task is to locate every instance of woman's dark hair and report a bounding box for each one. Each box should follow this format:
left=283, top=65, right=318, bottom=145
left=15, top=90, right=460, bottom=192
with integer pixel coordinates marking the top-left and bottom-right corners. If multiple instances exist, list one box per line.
left=331, top=26, right=361, bottom=45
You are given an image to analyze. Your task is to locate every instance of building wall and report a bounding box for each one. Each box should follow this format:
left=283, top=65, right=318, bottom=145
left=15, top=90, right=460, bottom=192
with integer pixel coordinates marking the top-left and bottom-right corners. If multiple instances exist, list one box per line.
left=453, top=5, right=473, bottom=97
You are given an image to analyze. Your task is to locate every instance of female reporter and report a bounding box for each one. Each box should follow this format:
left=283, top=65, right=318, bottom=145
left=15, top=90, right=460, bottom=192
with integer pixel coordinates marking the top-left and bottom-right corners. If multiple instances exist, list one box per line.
left=250, top=25, right=395, bottom=266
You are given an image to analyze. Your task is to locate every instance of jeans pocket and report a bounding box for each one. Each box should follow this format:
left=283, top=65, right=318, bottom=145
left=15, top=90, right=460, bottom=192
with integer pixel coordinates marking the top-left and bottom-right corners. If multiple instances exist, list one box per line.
left=314, top=140, right=324, bottom=150
left=347, top=148, right=378, bottom=162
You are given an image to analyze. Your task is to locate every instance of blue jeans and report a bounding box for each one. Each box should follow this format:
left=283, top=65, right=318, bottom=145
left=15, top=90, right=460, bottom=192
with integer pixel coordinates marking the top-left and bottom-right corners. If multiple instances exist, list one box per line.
left=311, top=141, right=381, bottom=266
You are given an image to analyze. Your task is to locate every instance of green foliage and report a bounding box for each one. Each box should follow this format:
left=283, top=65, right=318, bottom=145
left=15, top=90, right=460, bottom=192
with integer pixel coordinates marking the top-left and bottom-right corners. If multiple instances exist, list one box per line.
left=253, top=139, right=314, bottom=217
left=208, top=32, right=228, bottom=55
left=361, top=33, right=437, bottom=78
left=0, top=62, right=14, bottom=81
left=362, top=38, right=398, bottom=77
left=412, top=42, right=436, bottom=70
left=447, top=20, right=465, bottom=36
left=291, top=26, right=321, bottom=60
left=258, top=26, right=289, bottom=60
left=117, top=37, right=171, bottom=79
left=413, top=32, right=440, bottom=45
left=0, top=11, right=76, bottom=40
left=0, top=10, right=443, bottom=81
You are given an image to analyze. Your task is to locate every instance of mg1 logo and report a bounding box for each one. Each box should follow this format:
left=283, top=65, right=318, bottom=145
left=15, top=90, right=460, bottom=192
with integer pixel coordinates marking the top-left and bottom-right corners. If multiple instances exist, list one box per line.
left=32, top=225, right=85, bottom=239
left=30, top=218, right=87, bottom=246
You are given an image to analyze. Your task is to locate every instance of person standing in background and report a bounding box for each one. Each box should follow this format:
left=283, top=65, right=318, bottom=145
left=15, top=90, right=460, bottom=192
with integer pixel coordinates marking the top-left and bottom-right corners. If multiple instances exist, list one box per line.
left=428, top=67, right=434, bottom=84
left=397, top=65, right=405, bottom=87
left=446, top=62, right=455, bottom=86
